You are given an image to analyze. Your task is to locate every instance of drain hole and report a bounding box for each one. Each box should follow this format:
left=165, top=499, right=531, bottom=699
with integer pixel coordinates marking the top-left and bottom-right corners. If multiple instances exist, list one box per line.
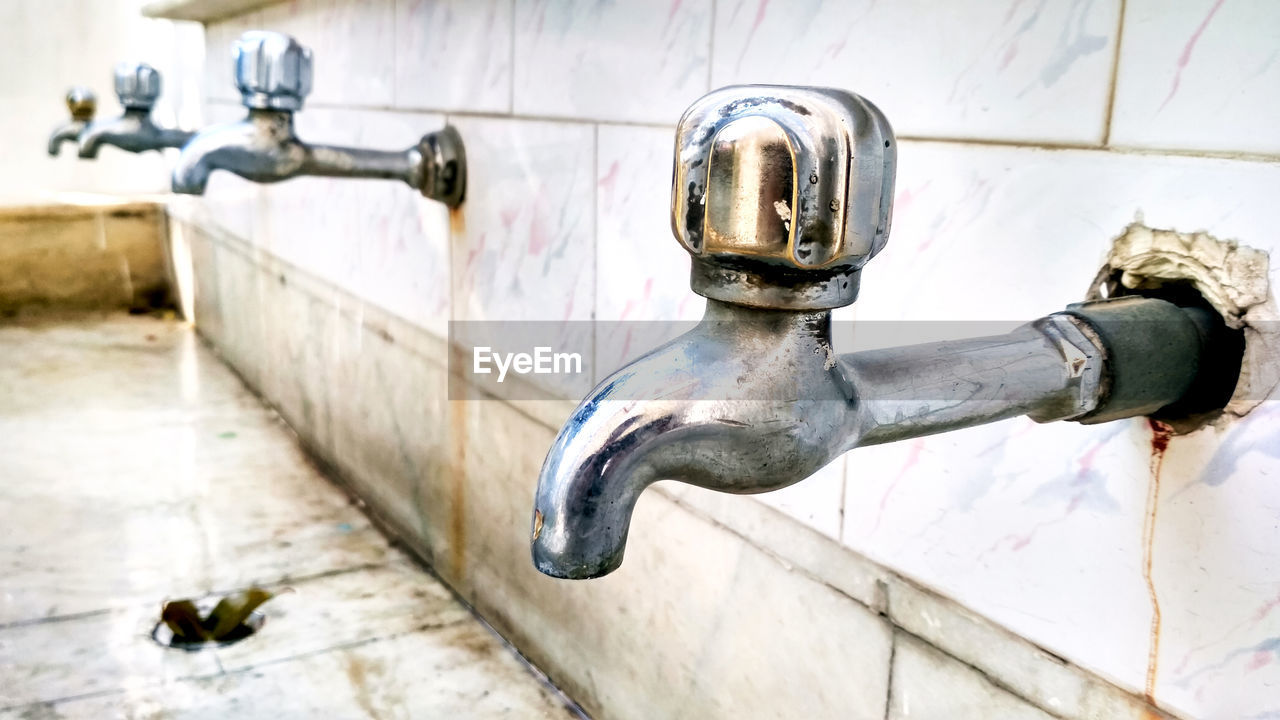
left=152, top=588, right=281, bottom=651
left=1101, top=273, right=1246, bottom=429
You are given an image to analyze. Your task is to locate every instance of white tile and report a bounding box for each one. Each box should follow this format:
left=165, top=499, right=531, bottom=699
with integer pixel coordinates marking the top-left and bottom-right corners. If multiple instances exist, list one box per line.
left=594, top=124, right=703, bottom=377
left=712, top=0, right=1122, bottom=144
left=254, top=0, right=397, bottom=107
left=1110, top=0, right=1280, bottom=154
left=889, top=633, right=1058, bottom=720
left=755, top=456, right=847, bottom=541
left=856, top=141, right=1280, bottom=323
left=842, top=141, right=1280, bottom=697
left=251, top=107, right=452, bottom=335
left=394, top=0, right=514, bottom=112
left=1143, top=401, right=1280, bottom=719
left=512, top=0, right=713, bottom=124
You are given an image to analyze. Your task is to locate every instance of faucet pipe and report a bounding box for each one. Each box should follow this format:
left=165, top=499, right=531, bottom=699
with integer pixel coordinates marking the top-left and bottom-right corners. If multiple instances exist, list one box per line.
left=531, top=85, right=1239, bottom=579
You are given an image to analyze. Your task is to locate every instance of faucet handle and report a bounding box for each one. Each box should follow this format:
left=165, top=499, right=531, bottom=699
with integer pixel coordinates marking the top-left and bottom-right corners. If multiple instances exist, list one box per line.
left=113, top=62, right=161, bottom=110
left=233, top=31, right=313, bottom=112
left=671, top=85, right=896, bottom=310
left=65, top=86, right=96, bottom=121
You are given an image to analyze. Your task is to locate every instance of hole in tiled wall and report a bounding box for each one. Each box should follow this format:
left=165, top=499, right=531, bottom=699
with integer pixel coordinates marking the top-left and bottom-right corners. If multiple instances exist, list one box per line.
left=1087, top=223, right=1275, bottom=433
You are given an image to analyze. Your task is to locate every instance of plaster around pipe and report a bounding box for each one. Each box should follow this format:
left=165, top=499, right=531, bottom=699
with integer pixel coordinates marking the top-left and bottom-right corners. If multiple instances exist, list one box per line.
left=1085, top=223, right=1276, bottom=423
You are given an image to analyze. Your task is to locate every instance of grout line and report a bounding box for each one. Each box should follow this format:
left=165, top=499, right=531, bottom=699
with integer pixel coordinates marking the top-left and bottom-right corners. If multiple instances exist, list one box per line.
left=0, top=608, right=113, bottom=632
left=837, top=455, right=848, bottom=545
left=508, top=0, right=517, bottom=114
left=706, top=0, right=717, bottom=92
left=882, top=629, right=897, bottom=720
left=591, top=121, right=599, bottom=375
left=1101, top=0, right=1129, bottom=146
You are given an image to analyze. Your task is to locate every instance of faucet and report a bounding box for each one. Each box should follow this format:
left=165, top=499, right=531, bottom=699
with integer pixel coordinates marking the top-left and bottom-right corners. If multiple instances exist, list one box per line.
left=48, top=87, right=96, bottom=156
left=77, top=63, right=194, bottom=158
left=532, top=85, right=1241, bottom=579
left=171, top=31, right=465, bottom=207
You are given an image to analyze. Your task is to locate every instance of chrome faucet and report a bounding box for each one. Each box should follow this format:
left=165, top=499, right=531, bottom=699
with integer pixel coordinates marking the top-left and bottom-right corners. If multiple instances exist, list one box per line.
left=532, top=85, right=1239, bottom=579
left=48, top=87, right=96, bottom=156
left=172, top=31, right=465, bottom=206
left=77, top=63, right=194, bottom=158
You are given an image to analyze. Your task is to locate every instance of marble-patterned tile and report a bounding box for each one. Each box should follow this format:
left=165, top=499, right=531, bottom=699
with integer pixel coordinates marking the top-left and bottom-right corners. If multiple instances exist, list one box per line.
left=712, top=0, right=1121, bottom=144
left=1110, top=0, right=1280, bottom=155
left=755, top=456, right=847, bottom=541
left=1144, top=400, right=1280, bottom=719
left=252, top=0, right=397, bottom=108
left=594, top=123, right=703, bottom=400
left=394, top=0, right=514, bottom=113
left=14, top=622, right=576, bottom=719
left=888, top=632, right=1057, bottom=720
left=886, top=571, right=1167, bottom=719
left=202, top=14, right=255, bottom=104
left=448, top=117, right=593, bottom=323
left=251, top=107, right=451, bottom=335
left=842, top=139, right=1280, bottom=698
left=447, top=116, right=594, bottom=399
left=856, top=140, right=1280, bottom=323
left=512, top=0, right=713, bottom=124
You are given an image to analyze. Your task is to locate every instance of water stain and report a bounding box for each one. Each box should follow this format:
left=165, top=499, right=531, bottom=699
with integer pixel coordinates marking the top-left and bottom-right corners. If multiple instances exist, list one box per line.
left=448, top=397, right=469, bottom=582
left=343, top=654, right=388, bottom=720
left=1143, top=418, right=1174, bottom=704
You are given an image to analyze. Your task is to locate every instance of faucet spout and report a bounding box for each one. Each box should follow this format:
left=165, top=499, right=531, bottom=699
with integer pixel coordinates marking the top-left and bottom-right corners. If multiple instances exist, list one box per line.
left=77, top=109, right=193, bottom=158
left=532, top=300, right=858, bottom=578
left=48, top=120, right=88, bottom=156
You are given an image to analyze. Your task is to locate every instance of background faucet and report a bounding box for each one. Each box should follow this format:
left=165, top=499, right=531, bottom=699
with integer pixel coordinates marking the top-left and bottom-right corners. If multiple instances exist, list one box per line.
left=531, top=85, right=1242, bottom=580
left=47, top=87, right=96, bottom=156
left=171, top=31, right=465, bottom=207
left=77, top=62, right=193, bottom=158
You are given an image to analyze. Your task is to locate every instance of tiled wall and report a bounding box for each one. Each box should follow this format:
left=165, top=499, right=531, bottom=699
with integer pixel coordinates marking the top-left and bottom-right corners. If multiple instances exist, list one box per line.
left=175, top=1, right=1280, bottom=718
left=1, top=0, right=202, bottom=201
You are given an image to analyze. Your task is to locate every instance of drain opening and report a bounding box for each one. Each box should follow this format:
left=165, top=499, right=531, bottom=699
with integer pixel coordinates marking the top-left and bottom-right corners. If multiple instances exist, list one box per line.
left=152, top=587, right=281, bottom=651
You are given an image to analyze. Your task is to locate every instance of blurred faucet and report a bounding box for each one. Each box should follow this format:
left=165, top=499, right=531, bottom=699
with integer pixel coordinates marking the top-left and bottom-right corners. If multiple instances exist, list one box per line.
left=77, top=63, right=193, bottom=158
left=532, top=85, right=1239, bottom=579
left=172, top=31, right=465, bottom=206
left=48, top=87, right=96, bottom=156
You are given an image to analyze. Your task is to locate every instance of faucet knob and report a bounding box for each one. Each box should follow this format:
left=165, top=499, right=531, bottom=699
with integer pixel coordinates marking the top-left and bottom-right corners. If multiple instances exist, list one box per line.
left=233, top=31, right=313, bottom=112
left=65, top=86, right=96, bottom=121
left=671, top=85, right=896, bottom=310
left=113, top=62, right=161, bottom=110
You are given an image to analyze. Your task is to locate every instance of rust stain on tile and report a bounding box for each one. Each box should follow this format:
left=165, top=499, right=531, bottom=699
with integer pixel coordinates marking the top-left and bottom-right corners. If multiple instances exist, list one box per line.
left=448, top=398, right=468, bottom=582
left=1143, top=418, right=1174, bottom=705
